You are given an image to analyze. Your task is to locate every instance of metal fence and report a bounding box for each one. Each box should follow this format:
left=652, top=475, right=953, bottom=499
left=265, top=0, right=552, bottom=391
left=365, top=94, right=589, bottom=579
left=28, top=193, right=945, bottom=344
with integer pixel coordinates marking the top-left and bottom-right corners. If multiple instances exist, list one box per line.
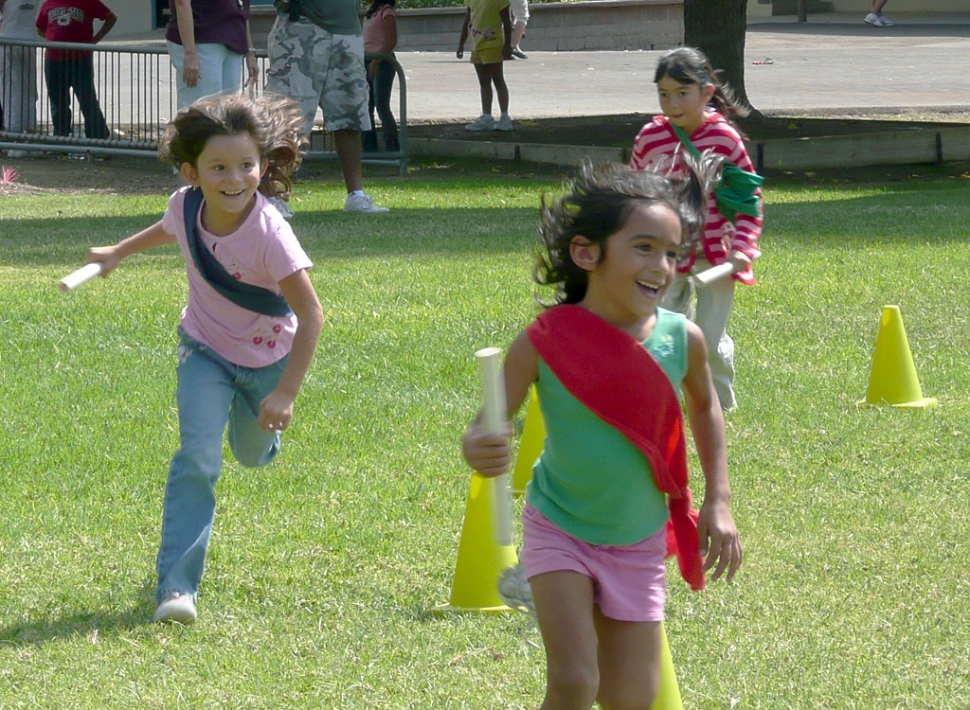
left=0, top=38, right=407, bottom=172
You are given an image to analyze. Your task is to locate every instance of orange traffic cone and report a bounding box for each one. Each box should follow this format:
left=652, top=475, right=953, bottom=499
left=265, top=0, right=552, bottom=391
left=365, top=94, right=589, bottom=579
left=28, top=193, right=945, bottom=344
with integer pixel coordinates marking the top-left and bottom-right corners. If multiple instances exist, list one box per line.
left=433, top=473, right=518, bottom=614
left=511, top=386, right=546, bottom=496
left=862, top=305, right=937, bottom=407
left=652, top=623, right=684, bottom=709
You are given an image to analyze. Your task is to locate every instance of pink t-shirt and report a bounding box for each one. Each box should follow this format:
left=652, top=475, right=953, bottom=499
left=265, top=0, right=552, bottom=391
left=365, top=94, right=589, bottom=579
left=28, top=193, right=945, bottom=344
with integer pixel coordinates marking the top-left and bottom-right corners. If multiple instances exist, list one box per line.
left=363, top=5, right=396, bottom=54
left=162, top=187, right=313, bottom=368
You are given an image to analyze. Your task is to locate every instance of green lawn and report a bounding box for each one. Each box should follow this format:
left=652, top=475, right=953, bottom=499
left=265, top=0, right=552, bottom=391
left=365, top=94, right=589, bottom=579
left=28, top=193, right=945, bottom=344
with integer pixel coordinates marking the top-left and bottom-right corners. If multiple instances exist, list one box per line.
left=1, top=159, right=968, bottom=708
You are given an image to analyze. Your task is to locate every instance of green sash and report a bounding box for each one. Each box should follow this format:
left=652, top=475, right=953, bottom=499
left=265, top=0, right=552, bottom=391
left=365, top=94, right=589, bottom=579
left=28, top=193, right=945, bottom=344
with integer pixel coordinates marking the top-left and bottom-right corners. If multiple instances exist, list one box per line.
left=670, top=122, right=763, bottom=224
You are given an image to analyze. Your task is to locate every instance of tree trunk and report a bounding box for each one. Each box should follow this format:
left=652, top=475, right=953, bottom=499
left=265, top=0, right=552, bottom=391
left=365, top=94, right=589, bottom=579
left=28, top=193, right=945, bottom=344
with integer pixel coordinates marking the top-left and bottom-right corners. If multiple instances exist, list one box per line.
left=683, top=0, right=761, bottom=118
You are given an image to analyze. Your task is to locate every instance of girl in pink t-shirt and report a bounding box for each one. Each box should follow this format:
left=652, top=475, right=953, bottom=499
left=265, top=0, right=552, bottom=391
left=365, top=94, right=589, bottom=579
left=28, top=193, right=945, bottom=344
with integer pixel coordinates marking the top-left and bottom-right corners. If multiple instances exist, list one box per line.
left=361, top=0, right=399, bottom=152
left=84, top=94, right=323, bottom=626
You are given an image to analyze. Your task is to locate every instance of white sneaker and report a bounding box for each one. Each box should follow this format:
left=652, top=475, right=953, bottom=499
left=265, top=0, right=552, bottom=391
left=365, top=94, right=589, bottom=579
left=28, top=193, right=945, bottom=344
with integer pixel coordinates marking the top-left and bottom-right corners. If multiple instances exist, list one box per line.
left=153, top=593, right=197, bottom=625
left=863, top=12, right=879, bottom=25
left=344, top=192, right=389, bottom=213
left=465, top=114, right=495, bottom=132
left=877, top=14, right=893, bottom=26
left=495, top=114, right=513, bottom=132
left=498, top=563, right=535, bottom=619
left=6, top=149, right=28, bottom=158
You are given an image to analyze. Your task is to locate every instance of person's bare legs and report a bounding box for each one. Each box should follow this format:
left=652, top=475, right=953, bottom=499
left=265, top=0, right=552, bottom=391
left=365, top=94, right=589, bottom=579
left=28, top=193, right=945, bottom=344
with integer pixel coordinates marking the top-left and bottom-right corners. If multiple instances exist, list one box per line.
left=473, top=62, right=494, bottom=115
left=483, top=62, right=509, bottom=116
left=872, top=0, right=888, bottom=13
left=333, top=128, right=363, bottom=194
left=531, top=571, right=600, bottom=710
left=512, top=20, right=527, bottom=51
left=594, top=609, right=663, bottom=710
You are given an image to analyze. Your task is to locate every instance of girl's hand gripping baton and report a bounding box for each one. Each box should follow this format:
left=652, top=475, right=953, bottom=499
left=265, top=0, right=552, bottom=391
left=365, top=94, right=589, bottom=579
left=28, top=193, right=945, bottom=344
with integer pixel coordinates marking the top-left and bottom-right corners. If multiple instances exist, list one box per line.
left=475, top=347, right=513, bottom=547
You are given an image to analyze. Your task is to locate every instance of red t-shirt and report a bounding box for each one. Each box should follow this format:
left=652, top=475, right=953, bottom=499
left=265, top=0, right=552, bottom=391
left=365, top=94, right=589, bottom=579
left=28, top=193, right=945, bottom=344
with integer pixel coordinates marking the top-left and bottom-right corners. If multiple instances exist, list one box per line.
left=36, top=0, right=113, bottom=60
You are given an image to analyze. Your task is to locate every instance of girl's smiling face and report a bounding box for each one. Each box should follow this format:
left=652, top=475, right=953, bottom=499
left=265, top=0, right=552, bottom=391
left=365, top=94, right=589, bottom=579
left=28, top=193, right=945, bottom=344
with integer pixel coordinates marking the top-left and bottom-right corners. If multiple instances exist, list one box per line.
left=181, top=132, right=266, bottom=236
left=656, top=75, right=715, bottom=135
left=571, top=201, right=683, bottom=336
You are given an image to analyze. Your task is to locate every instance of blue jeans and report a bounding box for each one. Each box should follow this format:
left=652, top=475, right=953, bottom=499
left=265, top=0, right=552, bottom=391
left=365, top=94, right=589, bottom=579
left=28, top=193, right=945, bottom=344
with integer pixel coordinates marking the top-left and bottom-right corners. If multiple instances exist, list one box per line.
left=366, top=58, right=398, bottom=149
left=155, top=330, right=287, bottom=603
left=167, top=41, right=244, bottom=110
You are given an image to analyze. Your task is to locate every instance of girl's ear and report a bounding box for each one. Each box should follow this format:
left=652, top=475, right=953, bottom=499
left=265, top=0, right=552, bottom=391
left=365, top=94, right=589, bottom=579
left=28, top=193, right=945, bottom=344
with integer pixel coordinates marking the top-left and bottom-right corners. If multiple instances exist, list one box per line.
left=702, top=82, right=716, bottom=102
left=569, top=236, right=600, bottom=272
left=260, top=158, right=269, bottom=178
left=180, top=162, right=198, bottom=187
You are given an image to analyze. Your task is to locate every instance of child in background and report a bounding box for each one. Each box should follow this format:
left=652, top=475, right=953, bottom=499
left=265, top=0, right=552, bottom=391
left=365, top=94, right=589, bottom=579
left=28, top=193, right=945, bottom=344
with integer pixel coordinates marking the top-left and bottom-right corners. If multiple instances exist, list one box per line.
left=35, top=0, right=115, bottom=140
left=630, top=47, right=763, bottom=411
left=85, top=94, right=324, bottom=625
left=456, top=0, right=512, bottom=132
left=864, top=0, right=893, bottom=27
left=362, top=0, right=400, bottom=153
left=463, top=161, right=742, bottom=710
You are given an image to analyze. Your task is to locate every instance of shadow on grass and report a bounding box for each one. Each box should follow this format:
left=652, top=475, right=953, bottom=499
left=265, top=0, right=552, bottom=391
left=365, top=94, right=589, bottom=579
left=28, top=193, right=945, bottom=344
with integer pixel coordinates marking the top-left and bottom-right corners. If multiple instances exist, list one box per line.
left=0, top=581, right=157, bottom=647
left=5, top=185, right=970, bottom=271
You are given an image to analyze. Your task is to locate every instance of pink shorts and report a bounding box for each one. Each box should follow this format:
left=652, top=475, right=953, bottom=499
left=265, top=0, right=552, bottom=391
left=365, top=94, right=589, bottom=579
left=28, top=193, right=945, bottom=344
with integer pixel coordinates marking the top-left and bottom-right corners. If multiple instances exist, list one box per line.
left=520, top=504, right=666, bottom=622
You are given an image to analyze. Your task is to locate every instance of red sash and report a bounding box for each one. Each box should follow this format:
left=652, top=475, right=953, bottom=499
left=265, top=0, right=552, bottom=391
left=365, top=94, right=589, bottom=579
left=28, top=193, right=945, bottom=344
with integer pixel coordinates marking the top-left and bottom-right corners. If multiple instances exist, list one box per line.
left=526, top=304, right=706, bottom=591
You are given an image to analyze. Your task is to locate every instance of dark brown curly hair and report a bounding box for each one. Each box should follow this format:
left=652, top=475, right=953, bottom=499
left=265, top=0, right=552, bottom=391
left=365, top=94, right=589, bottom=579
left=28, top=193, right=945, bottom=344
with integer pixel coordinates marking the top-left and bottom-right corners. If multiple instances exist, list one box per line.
left=534, top=157, right=721, bottom=307
left=159, top=93, right=307, bottom=201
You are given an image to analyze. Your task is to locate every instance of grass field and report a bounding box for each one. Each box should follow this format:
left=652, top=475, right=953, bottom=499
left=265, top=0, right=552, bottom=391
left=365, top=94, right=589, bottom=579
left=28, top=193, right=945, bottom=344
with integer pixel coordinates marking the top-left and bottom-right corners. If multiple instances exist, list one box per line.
left=1, top=159, right=969, bottom=708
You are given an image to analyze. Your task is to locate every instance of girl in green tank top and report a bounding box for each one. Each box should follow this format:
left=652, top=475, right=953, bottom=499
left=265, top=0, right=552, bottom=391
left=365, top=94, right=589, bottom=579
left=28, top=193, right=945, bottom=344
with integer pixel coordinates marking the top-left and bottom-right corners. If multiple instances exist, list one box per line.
left=463, top=160, right=743, bottom=709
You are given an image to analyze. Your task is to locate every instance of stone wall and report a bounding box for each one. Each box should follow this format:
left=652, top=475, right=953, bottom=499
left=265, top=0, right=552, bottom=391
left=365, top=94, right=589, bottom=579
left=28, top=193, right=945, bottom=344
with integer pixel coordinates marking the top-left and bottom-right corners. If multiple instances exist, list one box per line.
left=250, top=0, right=683, bottom=53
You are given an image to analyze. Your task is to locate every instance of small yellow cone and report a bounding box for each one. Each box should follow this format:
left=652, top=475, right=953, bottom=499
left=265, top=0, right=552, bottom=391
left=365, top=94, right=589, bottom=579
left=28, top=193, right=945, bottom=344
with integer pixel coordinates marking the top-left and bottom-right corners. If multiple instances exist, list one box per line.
left=651, top=622, right=684, bottom=709
left=511, top=386, right=546, bottom=496
left=433, top=473, right=519, bottom=614
left=862, top=305, right=937, bottom=408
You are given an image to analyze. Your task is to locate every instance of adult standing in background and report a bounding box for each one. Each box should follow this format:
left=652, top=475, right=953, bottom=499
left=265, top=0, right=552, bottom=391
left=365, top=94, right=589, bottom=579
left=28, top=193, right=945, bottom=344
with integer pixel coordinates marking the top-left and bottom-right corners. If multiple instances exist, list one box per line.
left=166, top=0, right=259, bottom=110
left=0, top=0, right=39, bottom=157
left=266, top=0, right=389, bottom=213
left=509, top=0, right=527, bottom=59
left=36, top=0, right=115, bottom=140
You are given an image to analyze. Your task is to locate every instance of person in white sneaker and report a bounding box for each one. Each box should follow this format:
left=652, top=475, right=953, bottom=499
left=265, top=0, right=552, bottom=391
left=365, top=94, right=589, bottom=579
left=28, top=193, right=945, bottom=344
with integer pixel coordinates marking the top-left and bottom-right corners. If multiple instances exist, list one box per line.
left=84, top=95, right=324, bottom=626
left=864, top=0, right=893, bottom=27
left=266, top=0, right=389, bottom=213
left=456, top=0, right=513, bottom=133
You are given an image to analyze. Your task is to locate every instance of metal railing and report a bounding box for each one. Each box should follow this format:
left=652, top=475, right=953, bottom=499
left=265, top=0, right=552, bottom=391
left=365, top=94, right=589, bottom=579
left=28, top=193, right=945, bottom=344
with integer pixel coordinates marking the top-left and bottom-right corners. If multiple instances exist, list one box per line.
left=0, top=38, right=407, bottom=173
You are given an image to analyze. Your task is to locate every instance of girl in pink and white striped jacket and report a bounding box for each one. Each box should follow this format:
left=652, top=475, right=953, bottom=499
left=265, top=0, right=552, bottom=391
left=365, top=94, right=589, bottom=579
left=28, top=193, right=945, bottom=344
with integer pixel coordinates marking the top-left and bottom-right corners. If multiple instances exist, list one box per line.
left=630, top=47, right=763, bottom=411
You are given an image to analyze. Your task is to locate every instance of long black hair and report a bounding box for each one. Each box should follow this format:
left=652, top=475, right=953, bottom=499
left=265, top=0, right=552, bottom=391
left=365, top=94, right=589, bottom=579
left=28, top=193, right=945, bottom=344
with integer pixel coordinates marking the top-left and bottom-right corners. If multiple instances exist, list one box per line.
left=654, top=47, right=749, bottom=124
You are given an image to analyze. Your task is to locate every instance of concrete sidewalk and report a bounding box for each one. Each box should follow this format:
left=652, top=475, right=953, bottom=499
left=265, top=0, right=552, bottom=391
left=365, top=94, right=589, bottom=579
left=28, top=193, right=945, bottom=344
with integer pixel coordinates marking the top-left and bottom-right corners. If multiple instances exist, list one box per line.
left=394, top=13, right=970, bottom=124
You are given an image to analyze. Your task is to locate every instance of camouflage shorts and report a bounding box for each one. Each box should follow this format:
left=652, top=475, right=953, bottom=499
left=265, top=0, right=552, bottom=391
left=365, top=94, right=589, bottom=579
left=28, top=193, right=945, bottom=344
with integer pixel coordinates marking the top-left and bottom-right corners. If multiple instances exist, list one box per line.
left=265, top=16, right=371, bottom=134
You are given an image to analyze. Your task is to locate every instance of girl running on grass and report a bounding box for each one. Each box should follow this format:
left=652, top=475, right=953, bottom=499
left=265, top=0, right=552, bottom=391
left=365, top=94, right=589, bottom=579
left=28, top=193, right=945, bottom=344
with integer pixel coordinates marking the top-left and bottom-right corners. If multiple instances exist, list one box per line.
left=462, top=160, right=742, bottom=710
left=85, top=93, right=323, bottom=625
left=630, top=47, right=763, bottom=411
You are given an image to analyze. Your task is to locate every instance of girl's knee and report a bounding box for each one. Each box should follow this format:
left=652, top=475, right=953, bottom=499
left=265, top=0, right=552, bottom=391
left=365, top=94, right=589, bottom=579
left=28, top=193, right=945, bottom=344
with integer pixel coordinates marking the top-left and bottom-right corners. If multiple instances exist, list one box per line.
left=546, top=664, right=599, bottom=708
left=231, top=434, right=280, bottom=468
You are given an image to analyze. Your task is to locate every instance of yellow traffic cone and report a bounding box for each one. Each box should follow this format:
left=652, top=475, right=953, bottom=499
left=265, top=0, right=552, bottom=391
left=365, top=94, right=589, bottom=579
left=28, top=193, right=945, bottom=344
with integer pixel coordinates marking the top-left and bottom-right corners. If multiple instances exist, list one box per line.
left=511, top=386, right=546, bottom=496
left=651, top=622, right=684, bottom=709
left=433, top=473, right=519, bottom=614
left=862, top=305, right=937, bottom=407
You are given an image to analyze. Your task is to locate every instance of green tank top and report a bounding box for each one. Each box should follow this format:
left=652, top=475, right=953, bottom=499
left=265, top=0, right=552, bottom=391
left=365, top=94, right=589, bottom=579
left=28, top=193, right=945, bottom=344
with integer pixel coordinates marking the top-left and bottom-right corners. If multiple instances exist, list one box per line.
left=527, top=308, right=688, bottom=545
